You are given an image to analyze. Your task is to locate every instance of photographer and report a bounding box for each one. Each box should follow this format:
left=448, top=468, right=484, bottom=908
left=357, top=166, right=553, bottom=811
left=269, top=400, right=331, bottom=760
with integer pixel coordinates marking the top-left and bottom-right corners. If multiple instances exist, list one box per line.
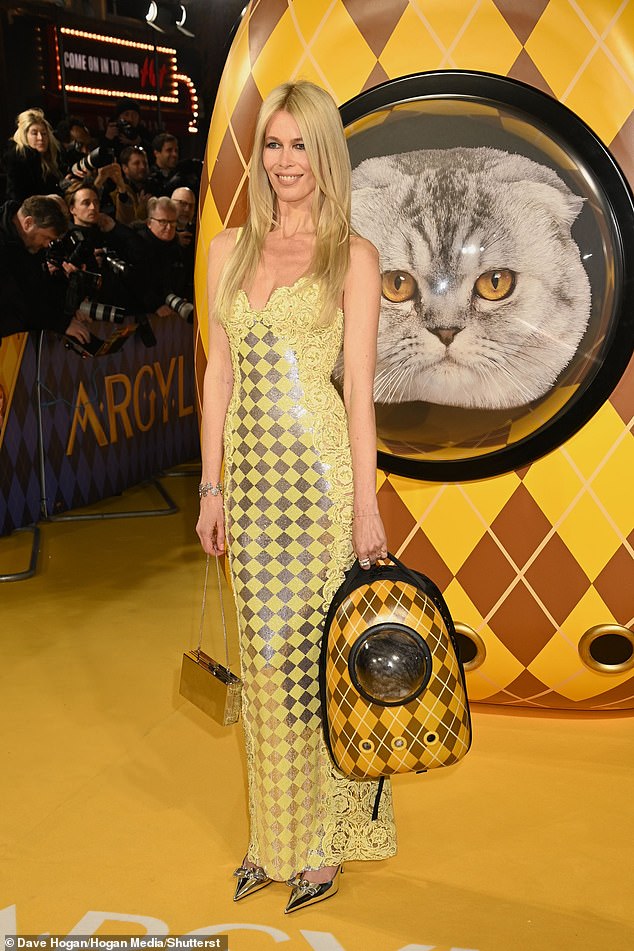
left=59, top=137, right=119, bottom=207
left=147, top=133, right=180, bottom=197
left=107, top=146, right=154, bottom=226
left=47, top=182, right=141, bottom=322
left=171, top=186, right=196, bottom=240
left=55, top=116, right=93, bottom=176
left=128, top=196, right=193, bottom=322
left=0, top=194, right=89, bottom=342
left=100, top=98, right=152, bottom=162
left=170, top=185, right=196, bottom=291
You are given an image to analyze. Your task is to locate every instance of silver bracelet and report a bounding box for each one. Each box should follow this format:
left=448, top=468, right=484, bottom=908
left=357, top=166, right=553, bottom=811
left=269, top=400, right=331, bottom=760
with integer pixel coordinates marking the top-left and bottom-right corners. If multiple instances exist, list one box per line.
left=199, top=481, right=223, bottom=499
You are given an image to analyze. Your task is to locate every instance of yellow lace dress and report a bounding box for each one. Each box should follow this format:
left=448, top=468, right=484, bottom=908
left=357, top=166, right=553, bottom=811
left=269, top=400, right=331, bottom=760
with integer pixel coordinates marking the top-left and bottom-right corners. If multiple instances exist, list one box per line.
left=221, top=278, right=397, bottom=881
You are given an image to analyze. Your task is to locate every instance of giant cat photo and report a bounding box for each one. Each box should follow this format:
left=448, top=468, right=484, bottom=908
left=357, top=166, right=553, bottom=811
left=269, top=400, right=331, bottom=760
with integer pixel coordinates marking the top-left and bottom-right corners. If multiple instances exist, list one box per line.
left=342, top=147, right=591, bottom=411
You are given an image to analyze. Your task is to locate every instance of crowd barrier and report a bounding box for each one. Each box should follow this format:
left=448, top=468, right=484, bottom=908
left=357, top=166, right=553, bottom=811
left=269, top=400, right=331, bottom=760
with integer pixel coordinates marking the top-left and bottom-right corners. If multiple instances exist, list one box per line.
left=0, top=319, right=200, bottom=557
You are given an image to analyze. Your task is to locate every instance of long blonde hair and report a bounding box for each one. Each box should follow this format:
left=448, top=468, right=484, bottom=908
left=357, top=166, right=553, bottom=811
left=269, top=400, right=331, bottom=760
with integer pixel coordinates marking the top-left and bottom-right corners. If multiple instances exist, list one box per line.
left=13, top=108, right=61, bottom=181
left=214, top=81, right=351, bottom=328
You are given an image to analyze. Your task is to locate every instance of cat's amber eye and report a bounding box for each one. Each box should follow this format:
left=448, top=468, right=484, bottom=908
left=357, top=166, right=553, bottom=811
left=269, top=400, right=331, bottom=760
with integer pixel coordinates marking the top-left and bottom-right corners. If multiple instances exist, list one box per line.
left=474, top=269, right=516, bottom=301
left=382, top=271, right=417, bottom=303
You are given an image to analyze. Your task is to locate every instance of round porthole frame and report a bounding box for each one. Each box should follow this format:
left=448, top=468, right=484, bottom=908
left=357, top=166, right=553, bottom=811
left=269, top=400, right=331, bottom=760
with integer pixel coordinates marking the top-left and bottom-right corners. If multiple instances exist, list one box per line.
left=453, top=622, right=487, bottom=672
left=348, top=622, right=432, bottom=707
left=340, top=70, right=634, bottom=482
left=578, top=625, right=634, bottom=675
left=391, top=736, right=407, bottom=751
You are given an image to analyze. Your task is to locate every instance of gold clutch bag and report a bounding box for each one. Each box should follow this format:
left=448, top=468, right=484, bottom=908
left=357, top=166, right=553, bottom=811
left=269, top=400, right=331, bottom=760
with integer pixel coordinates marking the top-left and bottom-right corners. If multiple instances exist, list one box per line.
left=179, top=554, right=242, bottom=726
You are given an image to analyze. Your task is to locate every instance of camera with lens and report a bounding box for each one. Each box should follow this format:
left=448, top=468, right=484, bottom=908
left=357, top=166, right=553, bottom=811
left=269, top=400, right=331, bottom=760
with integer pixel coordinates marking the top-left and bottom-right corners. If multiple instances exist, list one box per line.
left=77, top=299, right=125, bottom=324
left=64, top=269, right=124, bottom=325
left=102, top=250, right=130, bottom=277
left=165, top=293, right=194, bottom=323
left=117, top=119, right=136, bottom=139
left=69, top=145, right=115, bottom=180
left=64, top=269, right=102, bottom=318
left=47, top=230, right=95, bottom=270
left=61, top=256, right=157, bottom=354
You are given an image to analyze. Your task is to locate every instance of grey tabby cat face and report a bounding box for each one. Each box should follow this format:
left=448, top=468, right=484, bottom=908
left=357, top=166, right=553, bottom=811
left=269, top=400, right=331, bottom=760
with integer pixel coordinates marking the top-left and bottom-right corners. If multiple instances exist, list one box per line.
left=347, top=147, right=591, bottom=409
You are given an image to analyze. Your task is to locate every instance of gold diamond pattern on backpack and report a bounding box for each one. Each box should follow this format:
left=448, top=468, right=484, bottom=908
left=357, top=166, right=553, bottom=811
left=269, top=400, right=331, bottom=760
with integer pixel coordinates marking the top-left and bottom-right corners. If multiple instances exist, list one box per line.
left=323, top=576, right=471, bottom=779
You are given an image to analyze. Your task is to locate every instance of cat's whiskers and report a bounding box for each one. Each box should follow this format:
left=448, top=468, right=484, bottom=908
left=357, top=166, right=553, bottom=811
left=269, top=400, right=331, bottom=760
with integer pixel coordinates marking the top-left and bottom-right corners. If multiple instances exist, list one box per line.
left=488, top=350, right=545, bottom=396
left=514, top=318, right=577, bottom=358
left=374, top=367, right=402, bottom=403
left=373, top=360, right=403, bottom=401
left=374, top=357, right=417, bottom=403
left=389, top=365, right=415, bottom=403
left=476, top=354, right=536, bottom=405
left=476, top=363, right=508, bottom=406
left=375, top=370, right=397, bottom=403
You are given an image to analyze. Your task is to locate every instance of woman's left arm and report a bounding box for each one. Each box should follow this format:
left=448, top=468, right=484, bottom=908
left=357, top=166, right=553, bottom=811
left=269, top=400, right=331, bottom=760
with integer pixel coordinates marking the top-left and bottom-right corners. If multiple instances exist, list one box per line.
left=342, top=236, right=387, bottom=568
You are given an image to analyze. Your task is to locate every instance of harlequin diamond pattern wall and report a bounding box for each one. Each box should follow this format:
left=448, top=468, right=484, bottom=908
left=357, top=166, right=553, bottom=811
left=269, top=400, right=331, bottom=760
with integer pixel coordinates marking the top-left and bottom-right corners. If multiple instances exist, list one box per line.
left=194, top=0, right=634, bottom=710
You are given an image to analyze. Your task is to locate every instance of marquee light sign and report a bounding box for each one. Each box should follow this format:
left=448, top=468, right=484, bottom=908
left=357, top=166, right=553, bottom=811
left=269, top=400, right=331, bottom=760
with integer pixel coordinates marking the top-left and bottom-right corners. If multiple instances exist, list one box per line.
left=174, top=72, right=199, bottom=132
left=55, top=27, right=179, bottom=103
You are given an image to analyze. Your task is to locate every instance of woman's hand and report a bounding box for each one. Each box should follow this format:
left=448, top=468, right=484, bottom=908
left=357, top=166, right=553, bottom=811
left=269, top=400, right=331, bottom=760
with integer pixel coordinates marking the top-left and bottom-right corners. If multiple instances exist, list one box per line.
left=352, top=512, right=388, bottom=569
left=196, top=495, right=225, bottom=555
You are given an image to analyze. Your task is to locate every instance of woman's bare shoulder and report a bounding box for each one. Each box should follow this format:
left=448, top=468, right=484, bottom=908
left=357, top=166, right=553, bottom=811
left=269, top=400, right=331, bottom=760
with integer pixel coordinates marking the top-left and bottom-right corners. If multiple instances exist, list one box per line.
left=209, top=227, right=241, bottom=253
left=208, top=227, right=242, bottom=275
left=349, top=233, right=379, bottom=269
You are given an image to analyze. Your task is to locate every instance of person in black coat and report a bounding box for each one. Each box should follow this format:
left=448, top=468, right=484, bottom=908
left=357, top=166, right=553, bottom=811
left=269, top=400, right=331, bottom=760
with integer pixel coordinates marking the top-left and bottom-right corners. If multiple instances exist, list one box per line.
left=0, top=195, right=89, bottom=342
left=170, top=185, right=196, bottom=299
left=147, top=133, right=181, bottom=197
left=3, top=109, right=63, bottom=204
left=55, top=116, right=93, bottom=177
left=60, top=181, right=143, bottom=311
left=128, top=196, right=192, bottom=322
left=99, top=98, right=153, bottom=162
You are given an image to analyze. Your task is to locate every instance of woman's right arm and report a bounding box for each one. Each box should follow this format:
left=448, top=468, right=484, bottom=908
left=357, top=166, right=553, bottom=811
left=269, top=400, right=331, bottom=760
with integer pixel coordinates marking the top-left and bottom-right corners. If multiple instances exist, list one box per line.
left=196, top=230, right=236, bottom=555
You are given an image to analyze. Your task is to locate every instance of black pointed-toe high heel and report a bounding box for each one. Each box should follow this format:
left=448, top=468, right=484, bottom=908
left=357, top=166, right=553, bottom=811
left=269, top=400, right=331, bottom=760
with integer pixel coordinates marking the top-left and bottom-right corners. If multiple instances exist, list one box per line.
left=284, top=865, right=343, bottom=914
left=233, top=863, right=272, bottom=901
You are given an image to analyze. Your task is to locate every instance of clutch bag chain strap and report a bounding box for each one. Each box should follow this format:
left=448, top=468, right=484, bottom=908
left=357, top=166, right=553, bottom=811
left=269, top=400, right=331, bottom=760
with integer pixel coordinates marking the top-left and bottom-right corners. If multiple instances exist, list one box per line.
left=198, top=553, right=231, bottom=671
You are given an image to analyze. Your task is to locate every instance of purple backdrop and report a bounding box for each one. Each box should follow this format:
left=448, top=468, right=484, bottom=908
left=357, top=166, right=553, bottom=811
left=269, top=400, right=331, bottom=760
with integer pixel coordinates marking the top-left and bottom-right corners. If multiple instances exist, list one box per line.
left=1, top=320, right=200, bottom=535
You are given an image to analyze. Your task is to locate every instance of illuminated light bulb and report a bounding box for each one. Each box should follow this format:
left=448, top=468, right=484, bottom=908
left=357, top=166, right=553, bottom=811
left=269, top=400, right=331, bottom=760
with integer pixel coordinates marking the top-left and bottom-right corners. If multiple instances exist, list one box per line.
left=60, top=26, right=174, bottom=54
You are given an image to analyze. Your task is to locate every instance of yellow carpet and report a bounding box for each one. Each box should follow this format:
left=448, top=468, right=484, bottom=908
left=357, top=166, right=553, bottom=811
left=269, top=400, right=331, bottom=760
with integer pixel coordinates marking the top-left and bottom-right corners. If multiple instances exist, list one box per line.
left=1, top=472, right=633, bottom=951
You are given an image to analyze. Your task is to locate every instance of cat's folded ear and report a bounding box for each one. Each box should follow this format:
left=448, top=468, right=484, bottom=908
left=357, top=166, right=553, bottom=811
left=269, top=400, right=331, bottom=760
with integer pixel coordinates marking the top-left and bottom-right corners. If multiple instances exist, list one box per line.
left=352, top=156, right=396, bottom=188
left=351, top=157, right=391, bottom=222
left=351, top=186, right=383, bottom=219
left=520, top=181, right=584, bottom=229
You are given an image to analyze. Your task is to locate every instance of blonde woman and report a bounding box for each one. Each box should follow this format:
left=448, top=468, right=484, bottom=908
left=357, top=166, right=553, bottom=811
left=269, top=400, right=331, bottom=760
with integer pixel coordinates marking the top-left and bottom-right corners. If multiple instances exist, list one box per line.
left=196, top=81, right=396, bottom=913
left=5, top=109, right=62, bottom=203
